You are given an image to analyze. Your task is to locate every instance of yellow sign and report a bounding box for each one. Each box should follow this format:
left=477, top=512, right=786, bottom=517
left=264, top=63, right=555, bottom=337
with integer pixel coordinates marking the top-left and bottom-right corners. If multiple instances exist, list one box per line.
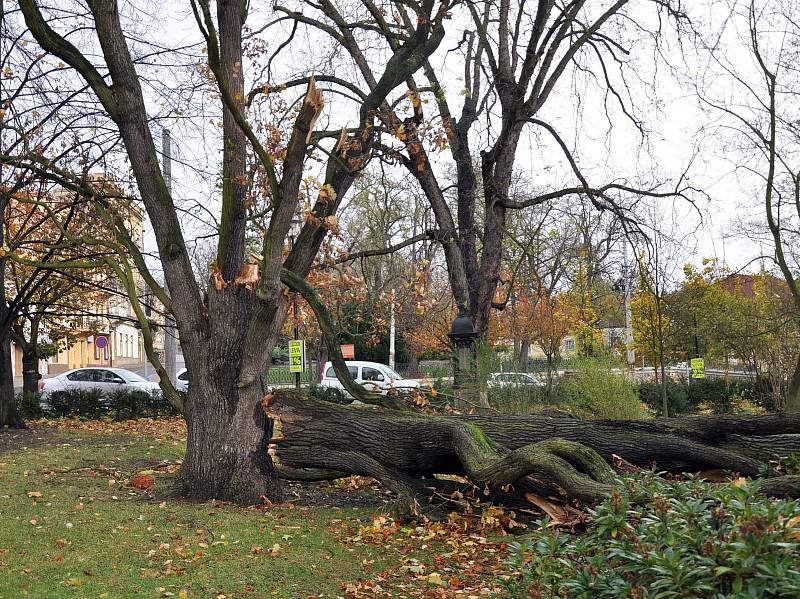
left=690, top=357, right=705, bottom=379
left=289, top=340, right=305, bottom=373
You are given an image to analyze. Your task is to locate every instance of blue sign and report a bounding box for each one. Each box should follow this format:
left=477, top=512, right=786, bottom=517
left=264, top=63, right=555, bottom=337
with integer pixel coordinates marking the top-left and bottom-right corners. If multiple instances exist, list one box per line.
left=95, top=335, right=109, bottom=349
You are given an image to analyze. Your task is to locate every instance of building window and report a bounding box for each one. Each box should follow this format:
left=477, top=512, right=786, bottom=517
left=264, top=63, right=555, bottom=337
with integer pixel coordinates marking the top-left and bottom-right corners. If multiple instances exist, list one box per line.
left=564, top=338, right=575, bottom=352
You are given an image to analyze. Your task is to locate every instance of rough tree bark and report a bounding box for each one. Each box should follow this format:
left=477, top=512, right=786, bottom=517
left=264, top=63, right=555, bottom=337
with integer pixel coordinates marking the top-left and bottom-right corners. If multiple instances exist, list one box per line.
left=267, top=390, right=800, bottom=512
left=0, top=194, right=23, bottom=428
left=0, top=328, right=24, bottom=429
left=11, top=316, right=42, bottom=396
left=21, top=345, right=38, bottom=396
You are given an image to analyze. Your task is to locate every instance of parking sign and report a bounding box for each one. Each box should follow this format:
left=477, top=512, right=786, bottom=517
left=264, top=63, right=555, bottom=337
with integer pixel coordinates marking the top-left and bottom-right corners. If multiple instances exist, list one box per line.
left=690, top=357, right=705, bottom=379
left=289, top=340, right=305, bottom=373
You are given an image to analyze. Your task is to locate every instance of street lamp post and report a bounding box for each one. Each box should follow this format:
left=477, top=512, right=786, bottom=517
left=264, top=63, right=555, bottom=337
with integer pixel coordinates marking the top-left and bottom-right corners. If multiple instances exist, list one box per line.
left=448, top=305, right=479, bottom=409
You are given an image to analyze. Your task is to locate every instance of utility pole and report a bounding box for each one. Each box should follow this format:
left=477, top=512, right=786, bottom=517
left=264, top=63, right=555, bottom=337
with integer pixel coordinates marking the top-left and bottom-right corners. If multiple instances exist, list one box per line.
left=389, top=289, right=396, bottom=369
left=162, top=128, right=176, bottom=385
left=623, top=240, right=635, bottom=368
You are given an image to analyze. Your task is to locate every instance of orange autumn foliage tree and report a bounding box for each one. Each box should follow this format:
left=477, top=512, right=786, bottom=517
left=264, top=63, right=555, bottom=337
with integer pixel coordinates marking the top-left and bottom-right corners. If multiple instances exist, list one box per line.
left=2, top=178, right=123, bottom=395
left=492, top=281, right=574, bottom=386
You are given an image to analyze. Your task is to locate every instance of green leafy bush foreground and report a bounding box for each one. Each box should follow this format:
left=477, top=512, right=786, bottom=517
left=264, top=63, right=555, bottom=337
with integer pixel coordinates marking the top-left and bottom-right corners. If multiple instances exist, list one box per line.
left=15, top=391, right=44, bottom=419
left=503, top=472, right=800, bottom=598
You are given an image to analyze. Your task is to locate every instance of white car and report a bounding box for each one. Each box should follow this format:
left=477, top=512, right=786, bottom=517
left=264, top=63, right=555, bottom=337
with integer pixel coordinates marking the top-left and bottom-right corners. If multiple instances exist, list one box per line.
left=487, top=372, right=545, bottom=388
left=176, top=368, right=189, bottom=393
left=319, top=360, right=421, bottom=397
left=39, top=367, right=161, bottom=403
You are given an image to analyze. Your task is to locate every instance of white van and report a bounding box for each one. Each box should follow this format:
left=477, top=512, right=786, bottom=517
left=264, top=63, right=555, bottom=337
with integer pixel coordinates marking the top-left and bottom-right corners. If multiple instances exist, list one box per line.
left=319, top=360, right=421, bottom=397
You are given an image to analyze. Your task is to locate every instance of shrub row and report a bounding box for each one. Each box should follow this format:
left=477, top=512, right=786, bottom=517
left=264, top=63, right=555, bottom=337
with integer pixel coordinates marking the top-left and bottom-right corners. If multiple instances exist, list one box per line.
left=18, top=388, right=178, bottom=420
left=503, top=472, right=800, bottom=598
left=484, top=369, right=779, bottom=417
left=639, top=377, right=777, bottom=416
left=486, top=359, right=646, bottom=419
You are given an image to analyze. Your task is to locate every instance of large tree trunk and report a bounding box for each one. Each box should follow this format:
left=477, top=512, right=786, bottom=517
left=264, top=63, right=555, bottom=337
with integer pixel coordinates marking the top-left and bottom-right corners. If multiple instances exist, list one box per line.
left=178, top=284, right=284, bottom=504
left=518, top=339, right=530, bottom=371
left=545, top=352, right=555, bottom=396
left=21, top=345, right=39, bottom=396
left=182, top=380, right=277, bottom=503
left=408, top=353, right=420, bottom=377
left=0, top=327, right=24, bottom=428
left=267, top=390, right=800, bottom=512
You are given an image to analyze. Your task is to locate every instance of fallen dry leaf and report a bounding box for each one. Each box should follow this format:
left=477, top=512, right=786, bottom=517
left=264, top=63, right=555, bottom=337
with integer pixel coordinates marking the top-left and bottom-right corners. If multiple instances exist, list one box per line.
left=130, top=474, right=155, bottom=491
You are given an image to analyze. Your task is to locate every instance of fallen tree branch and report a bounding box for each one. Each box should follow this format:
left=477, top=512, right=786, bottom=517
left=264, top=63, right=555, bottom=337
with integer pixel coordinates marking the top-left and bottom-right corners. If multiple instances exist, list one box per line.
left=265, top=391, right=800, bottom=514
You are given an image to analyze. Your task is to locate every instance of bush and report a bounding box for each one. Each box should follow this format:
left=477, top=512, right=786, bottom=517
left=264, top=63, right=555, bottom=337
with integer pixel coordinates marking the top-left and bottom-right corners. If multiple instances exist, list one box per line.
left=107, top=388, right=175, bottom=419
left=15, top=391, right=44, bottom=419
left=639, top=380, right=697, bottom=416
left=640, top=379, right=760, bottom=416
left=43, top=387, right=177, bottom=419
left=690, top=378, right=740, bottom=414
left=748, top=375, right=780, bottom=412
left=503, top=472, right=800, bottom=598
left=491, top=385, right=548, bottom=414
left=47, top=388, right=107, bottom=418
left=559, top=358, right=646, bottom=419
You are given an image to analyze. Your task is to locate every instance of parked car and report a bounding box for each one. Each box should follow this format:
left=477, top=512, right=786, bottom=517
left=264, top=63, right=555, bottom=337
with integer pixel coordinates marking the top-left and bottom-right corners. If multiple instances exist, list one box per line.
left=176, top=368, right=189, bottom=393
left=319, top=361, right=421, bottom=397
left=487, top=372, right=545, bottom=388
left=39, top=367, right=161, bottom=406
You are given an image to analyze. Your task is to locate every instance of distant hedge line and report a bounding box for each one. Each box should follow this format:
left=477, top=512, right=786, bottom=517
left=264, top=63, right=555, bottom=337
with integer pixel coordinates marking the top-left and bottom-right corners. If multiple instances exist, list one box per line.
left=638, top=377, right=778, bottom=416
left=16, top=388, right=179, bottom=420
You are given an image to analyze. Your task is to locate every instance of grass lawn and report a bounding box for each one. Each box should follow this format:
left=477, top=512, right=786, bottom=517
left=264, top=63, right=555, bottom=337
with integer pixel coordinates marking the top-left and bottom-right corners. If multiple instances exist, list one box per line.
left=0, top=419, right=510, bottom=598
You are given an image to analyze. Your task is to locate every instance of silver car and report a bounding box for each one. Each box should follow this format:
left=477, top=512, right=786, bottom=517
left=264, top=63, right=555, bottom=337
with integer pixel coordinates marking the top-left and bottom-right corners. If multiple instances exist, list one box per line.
left=319, top=360, right=421, bottom=398
left=39, top=367, right=161, bottom=404
left=487, top=372, right=545, bottom=388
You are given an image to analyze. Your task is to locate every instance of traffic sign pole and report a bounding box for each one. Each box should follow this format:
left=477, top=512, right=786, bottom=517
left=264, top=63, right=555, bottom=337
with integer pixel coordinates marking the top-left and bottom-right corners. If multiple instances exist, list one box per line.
left=288, top=340, right=305, bottom=388
left=690, top=357, right=705, bottom=379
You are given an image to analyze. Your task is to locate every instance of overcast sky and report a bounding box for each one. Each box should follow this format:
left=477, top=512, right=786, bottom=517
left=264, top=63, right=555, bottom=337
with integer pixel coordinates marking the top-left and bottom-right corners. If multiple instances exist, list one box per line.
left=135, top=0, right=789, bottom=284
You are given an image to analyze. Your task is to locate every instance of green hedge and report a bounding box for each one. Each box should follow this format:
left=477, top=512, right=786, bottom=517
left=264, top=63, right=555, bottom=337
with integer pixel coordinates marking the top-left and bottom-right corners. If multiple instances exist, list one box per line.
left=503, top=472, right=800, bottom=598
left=48, top=389, right=107, bottom=418
left=15, top=392, right=44, bottom=419
left=558, top=359, right=645, bottom=419
left=639, top=378, right=773, bottom=416
left=107, top=388, right=178, bottom=419
left=43, top=388, right=177, bottom=419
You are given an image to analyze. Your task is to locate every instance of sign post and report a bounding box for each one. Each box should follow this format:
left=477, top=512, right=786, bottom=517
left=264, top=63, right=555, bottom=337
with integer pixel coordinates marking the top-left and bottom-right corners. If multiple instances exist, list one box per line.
left=95, top=334, right=110, bottom=364
left=690, top=357, right=705, bottom=379
left=289, top=340, right=305, bottom=387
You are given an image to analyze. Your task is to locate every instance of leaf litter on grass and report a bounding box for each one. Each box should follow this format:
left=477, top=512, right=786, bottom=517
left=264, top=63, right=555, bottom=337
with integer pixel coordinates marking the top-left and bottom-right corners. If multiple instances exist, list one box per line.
left=6, top=417, right=560, bottom=597
left=332, top=502, right=533, bottom=597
